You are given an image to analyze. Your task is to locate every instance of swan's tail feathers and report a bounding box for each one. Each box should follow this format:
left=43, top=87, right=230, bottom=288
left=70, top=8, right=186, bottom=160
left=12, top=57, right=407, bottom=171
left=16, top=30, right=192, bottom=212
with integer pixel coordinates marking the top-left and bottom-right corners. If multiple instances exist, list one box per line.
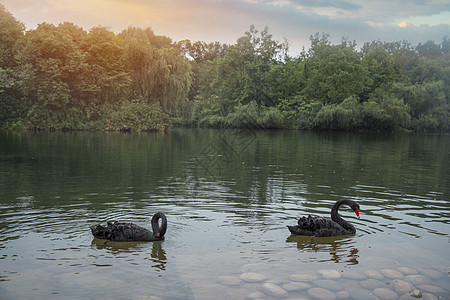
left=90, top=224, right=112, bottom=240
left=287, top=225, right=314, bottom=236
left=287, top=225, right=300, bottom=234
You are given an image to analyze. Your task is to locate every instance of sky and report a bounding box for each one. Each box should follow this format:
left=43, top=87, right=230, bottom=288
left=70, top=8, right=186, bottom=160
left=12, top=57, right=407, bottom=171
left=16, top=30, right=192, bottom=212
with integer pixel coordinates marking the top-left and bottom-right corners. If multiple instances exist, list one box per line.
left=2, top=0, right=450, bottom=54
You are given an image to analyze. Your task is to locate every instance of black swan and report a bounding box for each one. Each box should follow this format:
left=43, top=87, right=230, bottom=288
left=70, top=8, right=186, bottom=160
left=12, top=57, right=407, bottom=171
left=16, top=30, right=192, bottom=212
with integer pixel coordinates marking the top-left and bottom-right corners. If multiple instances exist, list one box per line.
left=90, top=212, right=167, bottom=242
left=287, top=200, right=360, bottom=237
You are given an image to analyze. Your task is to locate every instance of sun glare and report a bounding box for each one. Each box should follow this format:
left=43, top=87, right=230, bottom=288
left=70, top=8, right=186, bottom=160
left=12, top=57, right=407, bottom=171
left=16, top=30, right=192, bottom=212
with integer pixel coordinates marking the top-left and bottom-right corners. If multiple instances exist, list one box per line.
left=398, top=21, right=413, bottom=28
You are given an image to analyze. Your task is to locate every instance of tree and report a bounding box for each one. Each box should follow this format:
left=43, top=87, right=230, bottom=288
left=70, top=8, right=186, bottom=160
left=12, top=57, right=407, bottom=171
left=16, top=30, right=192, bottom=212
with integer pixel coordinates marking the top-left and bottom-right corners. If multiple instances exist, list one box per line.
left=177, top=39, right=228, bottom=103
left=0, top=4, right=24, bottom=68
left=267, top=56, right=306, bottom=106
left=81, top=26, right=130, bottom=104
left=441, top=36, right=450, bottom=55
left=362, top=46, right=402, bottom=96
left=196, top=25, right=284, bottom=108
left=314, top=96, right=361, bottom=130
left=177, top=39, right=227, bottom=63
left=416, top=40, right=442, bottom=58
left=362, top=91, right=410, bottom=131
left=120, top=26, right=173, bottom=48
left=303, top=39, right=369, bottom=104
left=0, top=4, right=25, bottom=125
left=391, top=81, right=446, bottom=118
left=124, top=38, right=192, bottom=114
left=407, top=56, right=445, bottom=84
left=307, top=32, right=331, bottom=57
left=238, top=25, right=284, bottom=106
left=16, top=22, right=90, bottom=128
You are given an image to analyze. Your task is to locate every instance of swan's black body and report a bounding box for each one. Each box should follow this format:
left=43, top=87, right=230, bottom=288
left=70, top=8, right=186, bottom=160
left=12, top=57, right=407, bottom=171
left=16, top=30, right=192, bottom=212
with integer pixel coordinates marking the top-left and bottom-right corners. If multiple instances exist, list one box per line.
left=287, top=200, right=360, bottom=237
left=90, top=212, right=167, bottom=241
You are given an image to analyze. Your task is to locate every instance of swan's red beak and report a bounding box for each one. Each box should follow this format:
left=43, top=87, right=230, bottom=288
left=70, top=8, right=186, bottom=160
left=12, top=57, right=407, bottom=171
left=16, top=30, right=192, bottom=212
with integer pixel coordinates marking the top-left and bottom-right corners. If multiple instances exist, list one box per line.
left=355, top=208, right=360, bottom=218
left=156, top=233, right=160, bottom=237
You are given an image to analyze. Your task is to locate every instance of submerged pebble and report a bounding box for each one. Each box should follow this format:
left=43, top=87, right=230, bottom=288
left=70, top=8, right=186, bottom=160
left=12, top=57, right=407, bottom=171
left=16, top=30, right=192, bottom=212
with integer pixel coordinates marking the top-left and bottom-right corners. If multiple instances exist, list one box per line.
left=241, top=263, right=264, bottom=273
left=335, top=290, right=350, bottom=299
left=373, top=287, right=399, bottom=300
left=364, top=270, right=384, bottom=280
left=400, top=293, right=438, bottom=300
left=260, top=282, right=288, bottom=298
left=392, top=279, right=415, bottom=294
left=282, top=281, right=311, bottom=291
left=422, top=293, right=440, bottom=300
left=405, top=274, right=430, bottom=285
left=239, top=272, right=266, bottom=283
left=289, top=273, right=319, bottom=282
left=318, top=269, right=342, bottom=279
left=360, top=278, right=386, bottom=289
left=381, top=269, right=404, bottom=279
left=341, top=270, right=366, bottom=280
left=308, top=287, right=336, bottom=300
left=247, top=291, right=266, bottom=299
left=419, top=269, right=443, bottom=279
left=315, top=279, right=343, bottom=291
left=217, top=276, right=242, bottom=286
left=397, top=267, right=418, bottom=275
left=340, top=278, right=360, bottom=290
left=417, top=284, right=447, bottom=294
left=409, top=289, right=422, bottom=298
left=265, top=278, right=283, bottom=285
left=350, top=288, right=380, bottom=300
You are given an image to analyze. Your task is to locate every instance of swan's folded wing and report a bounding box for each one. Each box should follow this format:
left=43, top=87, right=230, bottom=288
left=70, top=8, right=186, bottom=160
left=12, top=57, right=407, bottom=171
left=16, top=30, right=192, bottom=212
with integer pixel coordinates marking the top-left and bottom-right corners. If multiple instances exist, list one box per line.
left=295, top=216, right=350, bottom=237
left=91, top=224, right=112, bottom=239
left=109, top=222, right=154, bottom=241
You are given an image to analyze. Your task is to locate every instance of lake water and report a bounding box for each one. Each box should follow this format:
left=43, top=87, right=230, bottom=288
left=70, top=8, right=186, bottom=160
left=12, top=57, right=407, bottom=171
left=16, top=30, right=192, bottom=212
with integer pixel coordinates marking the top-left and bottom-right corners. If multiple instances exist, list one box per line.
left=0, top=129, right=449, bottom=299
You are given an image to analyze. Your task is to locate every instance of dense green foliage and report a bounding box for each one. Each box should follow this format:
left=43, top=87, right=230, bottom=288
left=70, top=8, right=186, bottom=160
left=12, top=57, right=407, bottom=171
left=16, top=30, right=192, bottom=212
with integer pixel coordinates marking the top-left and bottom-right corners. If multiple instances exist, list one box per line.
left=0, top=5, right=190, bottom=131
left=1, top=5, right=449, bottom=132
left=189, top=29, right=449, bottom=132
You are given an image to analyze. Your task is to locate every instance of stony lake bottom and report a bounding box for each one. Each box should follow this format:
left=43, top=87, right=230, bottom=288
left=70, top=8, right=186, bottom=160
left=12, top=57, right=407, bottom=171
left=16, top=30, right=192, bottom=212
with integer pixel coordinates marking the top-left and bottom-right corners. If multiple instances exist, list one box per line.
left=0, top=129, right=449, bottom=299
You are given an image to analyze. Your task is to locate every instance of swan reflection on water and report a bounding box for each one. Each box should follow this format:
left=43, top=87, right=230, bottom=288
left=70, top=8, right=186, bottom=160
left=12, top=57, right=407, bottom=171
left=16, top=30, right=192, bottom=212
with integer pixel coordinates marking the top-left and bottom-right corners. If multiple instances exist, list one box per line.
left=149, top=241, right=167, bottom=271
left=90, top=239, right=167, bottom=271
left=286, top=235, right=359, bottom=265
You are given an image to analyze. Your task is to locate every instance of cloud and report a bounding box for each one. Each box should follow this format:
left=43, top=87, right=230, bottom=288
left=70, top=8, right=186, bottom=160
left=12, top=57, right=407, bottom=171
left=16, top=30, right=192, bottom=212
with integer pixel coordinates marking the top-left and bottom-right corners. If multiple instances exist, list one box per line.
left=398, top=21, right=414, bottom=28
left=288, top=0, right=362, bottom=11
left=2, top=0, right=449, bottom=55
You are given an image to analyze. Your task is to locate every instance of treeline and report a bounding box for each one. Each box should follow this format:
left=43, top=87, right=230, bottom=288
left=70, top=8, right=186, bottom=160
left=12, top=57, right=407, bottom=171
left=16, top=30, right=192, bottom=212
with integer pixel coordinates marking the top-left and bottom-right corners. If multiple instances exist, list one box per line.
left=1, top=5, right=449, bottom=132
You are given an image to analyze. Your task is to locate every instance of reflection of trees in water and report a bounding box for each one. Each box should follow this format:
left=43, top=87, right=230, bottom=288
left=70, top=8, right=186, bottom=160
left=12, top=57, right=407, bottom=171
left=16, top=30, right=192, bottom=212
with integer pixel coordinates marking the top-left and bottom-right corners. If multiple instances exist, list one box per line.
left=286, top=235, right=359, bottom=265
left=91, top=239, right=167, bottom=271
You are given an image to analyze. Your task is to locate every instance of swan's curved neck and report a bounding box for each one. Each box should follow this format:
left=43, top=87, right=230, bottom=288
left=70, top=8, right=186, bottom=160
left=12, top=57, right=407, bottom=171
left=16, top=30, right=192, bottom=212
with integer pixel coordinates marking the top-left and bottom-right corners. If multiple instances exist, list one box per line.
left=151, top=212, right=167, bottom=238
left=331, top=200, right=354, bottom=230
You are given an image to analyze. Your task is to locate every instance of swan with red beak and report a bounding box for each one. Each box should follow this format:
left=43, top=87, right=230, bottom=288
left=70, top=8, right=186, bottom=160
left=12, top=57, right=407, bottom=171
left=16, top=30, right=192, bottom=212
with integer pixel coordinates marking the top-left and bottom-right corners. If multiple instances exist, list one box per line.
left=288, top=199, right=360, bottom=237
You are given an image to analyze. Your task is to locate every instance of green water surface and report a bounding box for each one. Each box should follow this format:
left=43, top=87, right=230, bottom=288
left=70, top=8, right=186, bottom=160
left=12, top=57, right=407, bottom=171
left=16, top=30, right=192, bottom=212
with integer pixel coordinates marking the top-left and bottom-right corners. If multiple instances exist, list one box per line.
left=0, top=129, right=449, bottom=299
